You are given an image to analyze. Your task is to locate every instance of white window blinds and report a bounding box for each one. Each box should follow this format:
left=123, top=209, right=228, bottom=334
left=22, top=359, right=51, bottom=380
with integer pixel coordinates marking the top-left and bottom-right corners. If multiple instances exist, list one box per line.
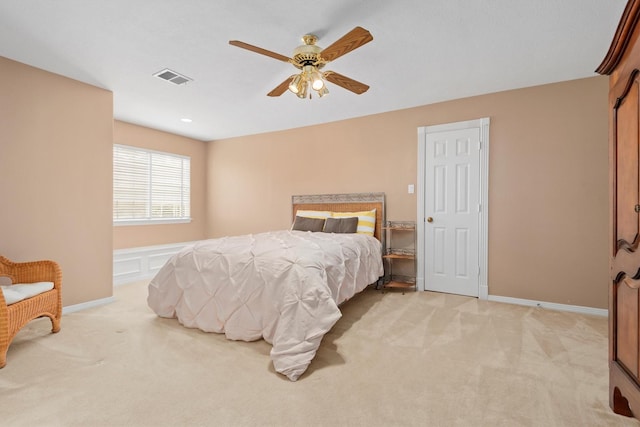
left=113, top=145, right=191, bottom=224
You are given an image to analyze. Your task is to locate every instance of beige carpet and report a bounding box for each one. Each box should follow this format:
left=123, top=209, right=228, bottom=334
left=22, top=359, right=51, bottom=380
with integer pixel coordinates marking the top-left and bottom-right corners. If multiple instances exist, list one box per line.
left=0, top=281, right=638, bottom=427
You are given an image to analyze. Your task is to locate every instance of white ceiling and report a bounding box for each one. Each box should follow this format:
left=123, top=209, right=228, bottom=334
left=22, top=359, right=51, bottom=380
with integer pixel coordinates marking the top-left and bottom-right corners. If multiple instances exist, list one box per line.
left=0, top=0, right=626, bottom=141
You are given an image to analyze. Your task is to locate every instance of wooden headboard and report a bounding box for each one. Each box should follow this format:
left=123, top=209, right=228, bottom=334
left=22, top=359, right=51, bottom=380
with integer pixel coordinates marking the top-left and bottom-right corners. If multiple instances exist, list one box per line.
left=291, top=192, right=386, bottom=242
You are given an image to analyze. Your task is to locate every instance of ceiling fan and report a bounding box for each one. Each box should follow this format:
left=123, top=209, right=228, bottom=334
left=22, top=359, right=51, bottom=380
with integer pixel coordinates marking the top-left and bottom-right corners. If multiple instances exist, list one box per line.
left=229, top=27, right=373, bottom=99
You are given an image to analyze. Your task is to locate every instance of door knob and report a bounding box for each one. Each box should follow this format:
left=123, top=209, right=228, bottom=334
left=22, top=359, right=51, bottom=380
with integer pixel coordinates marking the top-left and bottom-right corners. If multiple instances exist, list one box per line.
left=427, top=217, right=433, bottom=223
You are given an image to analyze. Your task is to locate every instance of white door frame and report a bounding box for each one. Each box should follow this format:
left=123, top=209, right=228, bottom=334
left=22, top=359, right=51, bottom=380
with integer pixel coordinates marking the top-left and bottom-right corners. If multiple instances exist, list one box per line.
left=416, top=118, right=490, bottom=299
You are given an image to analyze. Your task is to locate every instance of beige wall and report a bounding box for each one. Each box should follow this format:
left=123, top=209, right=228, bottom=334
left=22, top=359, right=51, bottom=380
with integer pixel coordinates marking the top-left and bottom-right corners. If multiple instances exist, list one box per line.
left=207, top=76, right=609, bottom=309
left=0, top=54, right=609, bottom=310
left=112, top=121, right=207, bottom=250
left=0, top=57, right=113, bottom=306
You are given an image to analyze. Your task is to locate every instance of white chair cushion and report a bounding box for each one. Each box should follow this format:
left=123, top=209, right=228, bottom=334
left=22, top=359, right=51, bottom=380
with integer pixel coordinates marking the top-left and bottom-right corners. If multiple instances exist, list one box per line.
left=1, top=287, right=25, bottom=305
left=1, top=282, right=54, bottom=305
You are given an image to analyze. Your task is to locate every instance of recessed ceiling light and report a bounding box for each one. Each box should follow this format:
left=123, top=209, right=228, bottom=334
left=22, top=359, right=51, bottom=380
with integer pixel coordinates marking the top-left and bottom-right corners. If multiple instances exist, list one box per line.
left=180, top=118, right=193, bottom=123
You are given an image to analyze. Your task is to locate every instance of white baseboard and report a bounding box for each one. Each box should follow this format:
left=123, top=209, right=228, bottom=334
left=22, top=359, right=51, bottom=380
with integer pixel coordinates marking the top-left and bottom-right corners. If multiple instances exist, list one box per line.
left=113, top=241, right=198, bottom=286
left=488, top=295, right=608, bottom=317
left=63, top=296, right=116, bottom=314
left=479, top=284, right=489, bottom=300
left=113, top=242, right=607, bottom=317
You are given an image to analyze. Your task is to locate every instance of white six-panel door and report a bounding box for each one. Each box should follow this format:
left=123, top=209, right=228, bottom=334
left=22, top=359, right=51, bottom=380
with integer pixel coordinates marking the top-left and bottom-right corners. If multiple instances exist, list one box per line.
left=424, top=127, right=481, bottom=297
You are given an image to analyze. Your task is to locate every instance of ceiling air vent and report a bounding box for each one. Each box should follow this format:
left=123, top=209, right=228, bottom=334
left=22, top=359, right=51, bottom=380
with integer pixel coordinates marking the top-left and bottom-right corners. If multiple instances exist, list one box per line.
left=153, top=68, right=192, bottom=85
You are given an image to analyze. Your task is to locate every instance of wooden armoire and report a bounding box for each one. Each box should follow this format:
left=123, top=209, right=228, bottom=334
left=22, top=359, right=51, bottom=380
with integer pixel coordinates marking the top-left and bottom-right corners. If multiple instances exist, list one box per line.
left=597, top=0, right=640, bottom=419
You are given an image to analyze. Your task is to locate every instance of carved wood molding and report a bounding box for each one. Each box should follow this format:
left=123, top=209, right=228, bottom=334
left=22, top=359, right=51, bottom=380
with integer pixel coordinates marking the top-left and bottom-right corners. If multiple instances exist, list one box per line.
left=597, top=0, right=640, bottom=75
left=622, top=276, right=640, bottom=289
left=618, top=235, right=640, bottom=253
left=292, top=192, right=385, bottom=205
left=614, top=68, right=640, bottom=109
left=612, top=249, right=640, bottom=283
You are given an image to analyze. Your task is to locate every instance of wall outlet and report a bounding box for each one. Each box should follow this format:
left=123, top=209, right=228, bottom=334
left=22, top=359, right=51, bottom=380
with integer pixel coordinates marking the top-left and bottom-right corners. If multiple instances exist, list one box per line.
left=408, top=184, right=415, bottom=194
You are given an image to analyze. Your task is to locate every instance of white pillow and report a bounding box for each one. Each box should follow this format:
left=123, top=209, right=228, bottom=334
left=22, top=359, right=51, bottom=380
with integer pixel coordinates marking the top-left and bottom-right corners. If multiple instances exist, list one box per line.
left=1, top=281, right=55, bottom=305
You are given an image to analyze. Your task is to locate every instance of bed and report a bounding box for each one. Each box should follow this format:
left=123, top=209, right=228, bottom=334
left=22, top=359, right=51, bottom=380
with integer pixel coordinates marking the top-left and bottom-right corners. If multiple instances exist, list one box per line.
left=147, top=193, right=385, bottom=381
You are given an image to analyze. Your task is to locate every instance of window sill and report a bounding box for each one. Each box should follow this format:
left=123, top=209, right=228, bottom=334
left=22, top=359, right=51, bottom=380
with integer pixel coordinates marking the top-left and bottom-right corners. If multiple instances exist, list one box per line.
left=113, top=218, right=192, bottom=226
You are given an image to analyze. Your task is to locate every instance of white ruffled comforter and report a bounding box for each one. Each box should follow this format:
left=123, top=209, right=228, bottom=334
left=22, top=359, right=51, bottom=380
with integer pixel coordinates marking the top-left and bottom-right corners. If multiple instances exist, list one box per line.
left=147, top=230, right=383, bottom=381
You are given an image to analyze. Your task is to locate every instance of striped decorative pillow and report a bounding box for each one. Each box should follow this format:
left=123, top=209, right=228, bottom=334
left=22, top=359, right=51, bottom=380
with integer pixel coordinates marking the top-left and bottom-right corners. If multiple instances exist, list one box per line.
left=295, top=210, right=331, bottom=219
left=331, top=209, right=376, bottom=236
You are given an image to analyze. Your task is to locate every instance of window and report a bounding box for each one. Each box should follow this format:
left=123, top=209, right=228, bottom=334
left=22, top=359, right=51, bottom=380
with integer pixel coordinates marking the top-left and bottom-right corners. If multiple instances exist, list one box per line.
left=113, top=144, right=190, bottom=225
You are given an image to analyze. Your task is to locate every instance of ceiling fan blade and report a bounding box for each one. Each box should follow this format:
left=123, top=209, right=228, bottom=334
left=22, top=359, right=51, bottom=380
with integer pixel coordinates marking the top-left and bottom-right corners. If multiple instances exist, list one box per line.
left=324, top=71, right=369, bottom=95
left=319, top=27, right=373, bottom=62
left=229, top=40, right=291, bottom=62
left=267, top=77, right=292, bottom=97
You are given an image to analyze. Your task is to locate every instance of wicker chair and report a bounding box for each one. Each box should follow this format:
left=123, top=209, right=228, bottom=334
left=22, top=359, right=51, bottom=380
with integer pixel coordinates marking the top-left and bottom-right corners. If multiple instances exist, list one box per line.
left=0, top=256, right=62, bottom=368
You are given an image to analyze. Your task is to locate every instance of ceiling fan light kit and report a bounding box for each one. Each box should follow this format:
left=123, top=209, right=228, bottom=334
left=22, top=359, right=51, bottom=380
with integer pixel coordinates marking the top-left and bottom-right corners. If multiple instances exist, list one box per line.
left=229, top=27, right=373, bottom=99
left=288, top=65, right=328, bottom=99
